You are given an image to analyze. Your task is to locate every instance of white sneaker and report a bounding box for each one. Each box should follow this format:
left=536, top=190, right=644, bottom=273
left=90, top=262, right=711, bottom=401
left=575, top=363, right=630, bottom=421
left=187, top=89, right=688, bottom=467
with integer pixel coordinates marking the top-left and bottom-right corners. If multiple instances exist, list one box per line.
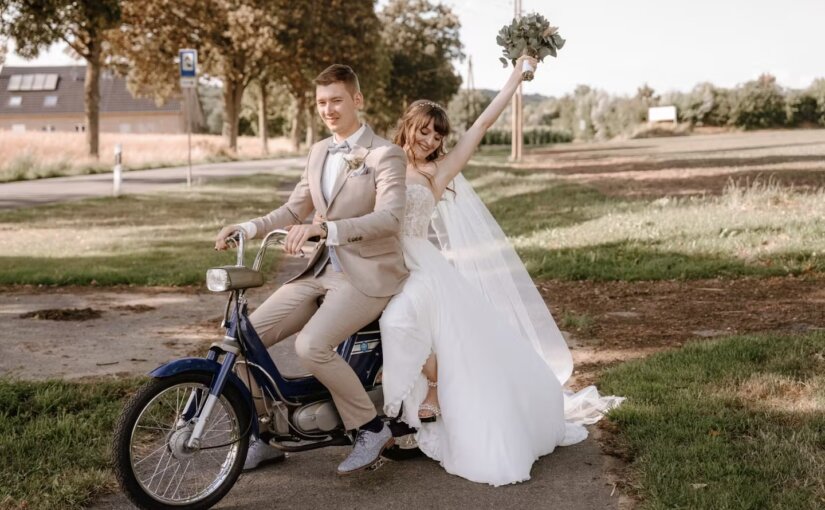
left=243, top=437, right=286, bottom=471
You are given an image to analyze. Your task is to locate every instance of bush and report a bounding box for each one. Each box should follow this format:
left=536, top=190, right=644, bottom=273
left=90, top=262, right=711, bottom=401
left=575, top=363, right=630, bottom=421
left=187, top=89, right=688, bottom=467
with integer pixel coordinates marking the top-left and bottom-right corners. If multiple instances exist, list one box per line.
left=786, top=92, right=820, bottom=126
left=731, top=75, right=787, bottom=129
left=480, top=128, right=572, bottom=146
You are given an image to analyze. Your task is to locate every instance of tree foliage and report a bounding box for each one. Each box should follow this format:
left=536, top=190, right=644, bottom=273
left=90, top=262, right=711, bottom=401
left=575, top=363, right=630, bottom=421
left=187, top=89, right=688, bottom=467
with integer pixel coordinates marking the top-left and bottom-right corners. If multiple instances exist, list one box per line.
left=730, top=74, right=787, bottom=129
left=447, top=89, right=492, bottom=132
left=108, top=0, right=284, bottom=151
left=271, top=0, right=387, bottom=148
left=377, top=0, right=464, bottom=133
left=0, top=0, right=122, bottom=157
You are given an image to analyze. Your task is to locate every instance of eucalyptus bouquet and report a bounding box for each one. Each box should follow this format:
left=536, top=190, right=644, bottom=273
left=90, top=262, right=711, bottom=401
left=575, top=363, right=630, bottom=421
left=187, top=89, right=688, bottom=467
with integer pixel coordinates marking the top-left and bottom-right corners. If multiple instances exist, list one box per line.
left=496, top=13, right=565, bottom=81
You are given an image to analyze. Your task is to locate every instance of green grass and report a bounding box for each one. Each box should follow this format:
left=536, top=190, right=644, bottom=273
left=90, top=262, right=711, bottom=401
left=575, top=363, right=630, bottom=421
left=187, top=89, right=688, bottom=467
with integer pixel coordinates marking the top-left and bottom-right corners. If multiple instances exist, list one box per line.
left=0, top=174, right=290, bottom=286
left=599, top=332, right=825, bottom=509
left=0, top=377, right=144, bottom=510
left=559, top=312, right=596, bottom=336
left=461, top=167, right=825, bottom=281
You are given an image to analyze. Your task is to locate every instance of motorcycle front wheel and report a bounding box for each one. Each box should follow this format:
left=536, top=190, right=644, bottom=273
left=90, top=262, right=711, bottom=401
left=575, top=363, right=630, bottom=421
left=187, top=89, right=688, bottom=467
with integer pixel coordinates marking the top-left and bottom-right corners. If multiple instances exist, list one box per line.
left=112, top=372, right=251, bottom=510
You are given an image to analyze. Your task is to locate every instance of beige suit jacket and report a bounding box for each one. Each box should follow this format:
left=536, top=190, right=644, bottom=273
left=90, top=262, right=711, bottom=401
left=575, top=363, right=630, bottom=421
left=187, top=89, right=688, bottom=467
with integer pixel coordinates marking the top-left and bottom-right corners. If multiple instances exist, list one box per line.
left=248, top=125, right=409, bottom=297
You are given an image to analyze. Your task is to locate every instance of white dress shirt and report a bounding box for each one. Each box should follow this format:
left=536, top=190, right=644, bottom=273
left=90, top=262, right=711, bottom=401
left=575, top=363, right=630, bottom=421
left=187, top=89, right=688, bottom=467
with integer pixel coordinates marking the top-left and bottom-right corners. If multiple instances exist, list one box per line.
left=238, top=124, right=366, bottom=246
left=321, top=123, right=366, bottom=245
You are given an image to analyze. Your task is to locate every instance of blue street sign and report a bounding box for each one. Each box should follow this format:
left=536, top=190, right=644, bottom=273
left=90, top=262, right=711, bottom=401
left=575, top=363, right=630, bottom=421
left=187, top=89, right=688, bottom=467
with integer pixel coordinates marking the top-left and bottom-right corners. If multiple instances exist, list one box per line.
left=179, top=49, right=197, bottom=88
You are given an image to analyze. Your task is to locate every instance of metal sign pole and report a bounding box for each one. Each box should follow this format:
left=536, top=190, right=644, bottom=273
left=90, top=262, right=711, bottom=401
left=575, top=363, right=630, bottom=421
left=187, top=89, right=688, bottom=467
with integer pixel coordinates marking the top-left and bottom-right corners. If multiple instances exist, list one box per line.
left=186, top=88, right=192, bottom=187
left=179, top=48, right=198, bottom=187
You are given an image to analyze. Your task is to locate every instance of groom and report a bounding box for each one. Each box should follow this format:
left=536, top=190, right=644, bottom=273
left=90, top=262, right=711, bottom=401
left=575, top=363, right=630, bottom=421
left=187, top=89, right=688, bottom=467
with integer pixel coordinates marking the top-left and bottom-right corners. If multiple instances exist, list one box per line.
left=215, top=64, right=408, bottom=474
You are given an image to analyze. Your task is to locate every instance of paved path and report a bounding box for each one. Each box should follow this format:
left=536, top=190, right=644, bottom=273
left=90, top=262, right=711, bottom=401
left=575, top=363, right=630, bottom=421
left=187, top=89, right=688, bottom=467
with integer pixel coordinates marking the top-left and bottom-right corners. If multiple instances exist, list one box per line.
left=0, top=157, right=306, bottom=209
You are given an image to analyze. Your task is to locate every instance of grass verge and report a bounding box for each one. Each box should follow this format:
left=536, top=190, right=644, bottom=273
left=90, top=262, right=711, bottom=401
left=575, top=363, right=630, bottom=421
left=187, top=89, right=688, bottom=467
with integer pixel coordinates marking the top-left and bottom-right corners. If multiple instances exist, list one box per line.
left=0, top=174, right=291, bottom=286
left=464, top=167, right=825, bottom=281
left=0, top=377, right=143, bottom=510
left=599, top=332, right=825, bottom=509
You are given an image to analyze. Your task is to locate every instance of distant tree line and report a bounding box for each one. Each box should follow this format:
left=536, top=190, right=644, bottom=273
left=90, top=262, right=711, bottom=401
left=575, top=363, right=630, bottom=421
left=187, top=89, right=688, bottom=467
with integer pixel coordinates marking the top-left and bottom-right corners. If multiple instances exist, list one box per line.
left=492, top=73, right=825, bottom=143
left=0, top=0, right=464, bottom=157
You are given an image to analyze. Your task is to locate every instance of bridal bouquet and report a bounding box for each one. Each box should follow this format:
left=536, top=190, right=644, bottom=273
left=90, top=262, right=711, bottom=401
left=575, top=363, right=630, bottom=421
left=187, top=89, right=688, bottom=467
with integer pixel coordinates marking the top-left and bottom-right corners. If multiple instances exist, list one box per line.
left=496, top=13, right=565, bottom=81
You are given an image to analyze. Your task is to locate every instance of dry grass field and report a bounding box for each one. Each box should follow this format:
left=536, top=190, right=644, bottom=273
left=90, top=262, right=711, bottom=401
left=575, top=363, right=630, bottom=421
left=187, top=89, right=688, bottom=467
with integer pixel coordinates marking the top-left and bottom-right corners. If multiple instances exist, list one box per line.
left=0, top=131, right=294, bottom=182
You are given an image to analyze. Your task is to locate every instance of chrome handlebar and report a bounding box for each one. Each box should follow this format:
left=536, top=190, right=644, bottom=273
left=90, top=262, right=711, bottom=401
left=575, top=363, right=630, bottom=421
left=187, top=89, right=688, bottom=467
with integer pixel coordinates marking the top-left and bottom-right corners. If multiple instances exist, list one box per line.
left=224, top=228, right=320, bottom=272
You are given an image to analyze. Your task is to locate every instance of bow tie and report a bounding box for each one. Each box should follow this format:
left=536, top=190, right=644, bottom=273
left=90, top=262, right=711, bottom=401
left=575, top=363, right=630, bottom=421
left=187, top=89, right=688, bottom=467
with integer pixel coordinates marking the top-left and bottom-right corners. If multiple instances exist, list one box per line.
left=327, top=141, right=351, bottom=155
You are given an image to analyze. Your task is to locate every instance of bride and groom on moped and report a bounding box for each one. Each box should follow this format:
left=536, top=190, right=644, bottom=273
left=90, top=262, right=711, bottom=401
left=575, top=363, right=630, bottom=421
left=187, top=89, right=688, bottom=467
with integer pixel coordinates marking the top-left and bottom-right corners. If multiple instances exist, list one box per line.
left=112, top=60, right=621, bottom=510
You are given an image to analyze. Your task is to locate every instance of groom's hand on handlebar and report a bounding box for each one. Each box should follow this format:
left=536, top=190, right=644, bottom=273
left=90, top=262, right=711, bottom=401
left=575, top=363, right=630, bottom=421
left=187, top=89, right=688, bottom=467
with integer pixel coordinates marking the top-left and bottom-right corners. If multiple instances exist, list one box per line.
left=214, top=224, right=241, bottom=251
left=284, top=224, right=325, bottom=255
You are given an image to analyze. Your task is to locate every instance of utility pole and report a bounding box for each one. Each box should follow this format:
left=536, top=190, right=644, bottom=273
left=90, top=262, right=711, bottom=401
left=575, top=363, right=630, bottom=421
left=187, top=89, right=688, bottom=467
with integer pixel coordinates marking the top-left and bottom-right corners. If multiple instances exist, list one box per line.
left=510, top=0, right=523, bottom=162
left=467, top=55, right=477, bottom=130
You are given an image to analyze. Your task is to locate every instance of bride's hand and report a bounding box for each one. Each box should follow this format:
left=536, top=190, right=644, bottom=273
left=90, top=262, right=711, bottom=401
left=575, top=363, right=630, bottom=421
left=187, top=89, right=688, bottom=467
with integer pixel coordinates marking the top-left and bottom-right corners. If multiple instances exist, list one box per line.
left=514, top=55, right=539, bottom=80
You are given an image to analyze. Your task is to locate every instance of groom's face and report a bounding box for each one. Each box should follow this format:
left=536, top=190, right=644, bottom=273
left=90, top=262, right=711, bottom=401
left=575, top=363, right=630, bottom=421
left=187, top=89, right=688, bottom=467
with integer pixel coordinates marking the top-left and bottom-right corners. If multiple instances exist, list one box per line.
left=316, top=82, right=363, bottom=136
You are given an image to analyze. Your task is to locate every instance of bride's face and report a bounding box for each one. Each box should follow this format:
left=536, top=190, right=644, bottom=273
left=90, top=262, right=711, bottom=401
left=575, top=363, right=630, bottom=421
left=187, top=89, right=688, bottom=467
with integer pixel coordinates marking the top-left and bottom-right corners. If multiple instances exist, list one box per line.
left=409, top=118, right=443, bottom=162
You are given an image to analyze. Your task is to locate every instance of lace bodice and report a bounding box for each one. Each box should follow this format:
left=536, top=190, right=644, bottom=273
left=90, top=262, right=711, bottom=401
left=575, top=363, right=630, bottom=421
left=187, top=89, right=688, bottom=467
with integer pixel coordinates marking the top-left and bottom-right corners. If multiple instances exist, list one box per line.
left=401, top=184, right=436, bottom=239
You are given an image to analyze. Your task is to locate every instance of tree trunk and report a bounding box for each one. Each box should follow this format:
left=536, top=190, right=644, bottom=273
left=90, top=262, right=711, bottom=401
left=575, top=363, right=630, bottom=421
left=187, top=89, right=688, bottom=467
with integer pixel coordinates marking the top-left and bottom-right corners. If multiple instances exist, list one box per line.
left=258, top=79, right=269, bottom=155
left=305, top=104, right=317, bottom=146
left=222, top=78, right=244, bottom=152
left=85, top=44, right=101, bottom=159
left=290, top=95, right=304, bottom=152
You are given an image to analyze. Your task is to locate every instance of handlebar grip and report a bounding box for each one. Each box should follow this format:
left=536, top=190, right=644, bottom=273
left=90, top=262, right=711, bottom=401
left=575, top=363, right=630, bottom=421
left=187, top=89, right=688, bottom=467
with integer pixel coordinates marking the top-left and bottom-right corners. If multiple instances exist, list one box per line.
left=307, top=235, right=322, bottom=243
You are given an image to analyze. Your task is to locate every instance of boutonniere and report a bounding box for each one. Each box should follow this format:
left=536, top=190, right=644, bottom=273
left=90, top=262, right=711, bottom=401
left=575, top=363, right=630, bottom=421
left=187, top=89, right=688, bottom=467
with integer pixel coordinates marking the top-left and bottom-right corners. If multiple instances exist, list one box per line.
left=343, top=145, right=369, bottom=172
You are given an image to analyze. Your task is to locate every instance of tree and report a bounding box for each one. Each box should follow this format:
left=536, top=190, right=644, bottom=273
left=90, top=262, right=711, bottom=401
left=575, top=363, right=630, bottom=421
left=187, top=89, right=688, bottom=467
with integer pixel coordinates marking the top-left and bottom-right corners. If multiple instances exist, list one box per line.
left=731, top=74, right=787, bottom=129
left=377, top=0, right=464, bottom=133
left=273, top=0, right=388, bottom=150
left=108, top=0, right=284, bottom=151
left=0, top=0, right=121, bottom=157
left=447, top=89, right=492, bottom=132
left=786, top=91, right=819, bottom=126
left=807, top=78, right=825, bottom=126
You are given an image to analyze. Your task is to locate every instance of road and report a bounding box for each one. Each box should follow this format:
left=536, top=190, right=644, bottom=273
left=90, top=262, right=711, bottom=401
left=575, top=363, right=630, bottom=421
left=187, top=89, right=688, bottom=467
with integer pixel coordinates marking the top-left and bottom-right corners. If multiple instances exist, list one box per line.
left=0, top=157, right=306, bottom=209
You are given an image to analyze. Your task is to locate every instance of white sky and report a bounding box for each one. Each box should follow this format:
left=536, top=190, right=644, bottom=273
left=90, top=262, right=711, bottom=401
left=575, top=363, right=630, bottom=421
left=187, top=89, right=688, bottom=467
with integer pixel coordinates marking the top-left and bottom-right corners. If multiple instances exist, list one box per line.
left=6, top=0, right=825, bottom=97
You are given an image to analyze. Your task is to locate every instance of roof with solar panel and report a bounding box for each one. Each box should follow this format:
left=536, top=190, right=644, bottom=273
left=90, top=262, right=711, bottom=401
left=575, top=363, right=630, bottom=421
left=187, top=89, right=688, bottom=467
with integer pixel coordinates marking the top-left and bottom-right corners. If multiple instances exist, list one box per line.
left=0, top=66, right=181, bottom=115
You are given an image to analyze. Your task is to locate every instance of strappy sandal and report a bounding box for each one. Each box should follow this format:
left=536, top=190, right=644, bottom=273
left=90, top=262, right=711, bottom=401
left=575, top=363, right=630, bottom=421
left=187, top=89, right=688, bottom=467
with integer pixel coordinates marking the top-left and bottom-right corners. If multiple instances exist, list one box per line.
left=418, top=380, right=441, bottom=423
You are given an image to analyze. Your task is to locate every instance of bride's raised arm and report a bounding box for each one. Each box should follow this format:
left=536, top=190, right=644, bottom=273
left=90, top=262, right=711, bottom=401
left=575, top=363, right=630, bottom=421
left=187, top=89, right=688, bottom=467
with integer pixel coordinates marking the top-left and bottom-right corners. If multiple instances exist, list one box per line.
left=435, top=55, right=538, bottom=191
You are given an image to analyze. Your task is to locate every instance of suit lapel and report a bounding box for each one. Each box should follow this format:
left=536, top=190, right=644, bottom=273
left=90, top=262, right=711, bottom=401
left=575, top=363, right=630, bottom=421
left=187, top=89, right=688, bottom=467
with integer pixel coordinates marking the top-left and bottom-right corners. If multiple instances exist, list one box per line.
left=327, top=125, right=375, bottom=210
left=309, top=138, right=331, bottom=212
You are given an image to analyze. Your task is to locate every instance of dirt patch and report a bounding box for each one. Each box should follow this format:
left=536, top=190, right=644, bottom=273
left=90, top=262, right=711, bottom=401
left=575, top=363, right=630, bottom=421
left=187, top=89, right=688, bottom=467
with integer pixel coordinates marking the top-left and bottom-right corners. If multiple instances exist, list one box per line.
left=19, top=307, right=103, bottom=321
left=539, top=275, right=825, bottom=386
left=111, top=304, right=156, bottom=313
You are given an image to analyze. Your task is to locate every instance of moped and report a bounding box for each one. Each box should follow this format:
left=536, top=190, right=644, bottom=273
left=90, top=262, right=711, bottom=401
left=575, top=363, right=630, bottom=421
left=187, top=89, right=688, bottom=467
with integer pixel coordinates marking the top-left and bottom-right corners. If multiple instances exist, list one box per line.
left=112, top=229, right=418, bottom=510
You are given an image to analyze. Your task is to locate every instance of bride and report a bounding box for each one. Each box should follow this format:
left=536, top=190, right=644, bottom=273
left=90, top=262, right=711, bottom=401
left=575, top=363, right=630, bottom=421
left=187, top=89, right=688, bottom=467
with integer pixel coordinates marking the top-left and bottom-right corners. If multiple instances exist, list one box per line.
left=379, top=55, right=622, bottom=486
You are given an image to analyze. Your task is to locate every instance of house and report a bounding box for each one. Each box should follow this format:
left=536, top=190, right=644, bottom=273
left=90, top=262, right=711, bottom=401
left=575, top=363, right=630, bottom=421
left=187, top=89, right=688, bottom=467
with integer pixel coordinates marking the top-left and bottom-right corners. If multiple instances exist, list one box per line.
left=0, top=65, right=202, bottom=134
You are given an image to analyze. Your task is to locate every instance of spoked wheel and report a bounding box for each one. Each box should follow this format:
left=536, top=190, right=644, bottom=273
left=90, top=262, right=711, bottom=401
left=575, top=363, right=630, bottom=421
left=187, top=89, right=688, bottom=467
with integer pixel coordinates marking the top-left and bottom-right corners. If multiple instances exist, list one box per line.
left=113, top=372, right=251, bottom=510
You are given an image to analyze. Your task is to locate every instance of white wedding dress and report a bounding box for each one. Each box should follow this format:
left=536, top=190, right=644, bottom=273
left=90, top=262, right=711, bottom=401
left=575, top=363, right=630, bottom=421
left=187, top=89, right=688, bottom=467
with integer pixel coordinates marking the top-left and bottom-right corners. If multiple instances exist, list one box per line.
left=380, top=183, right=614, bottom=486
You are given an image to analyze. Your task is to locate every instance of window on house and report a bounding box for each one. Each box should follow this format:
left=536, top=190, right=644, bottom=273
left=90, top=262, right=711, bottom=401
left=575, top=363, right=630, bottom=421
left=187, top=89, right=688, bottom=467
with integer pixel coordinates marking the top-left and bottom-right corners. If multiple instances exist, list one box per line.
left=43, top=74, right=59, bottom=90
left=74, top=124, right=86, bottom=133
left=7, top=73, right=59, bottom=91
left=19, top=74, right=34, bottom=91
left=32, top=74, right=46, bottom=90
left=43, top=96, right=58, bottom=107
left=8, top=96, right=22, bottom=107
left=7, top=75, right=22, bottom=91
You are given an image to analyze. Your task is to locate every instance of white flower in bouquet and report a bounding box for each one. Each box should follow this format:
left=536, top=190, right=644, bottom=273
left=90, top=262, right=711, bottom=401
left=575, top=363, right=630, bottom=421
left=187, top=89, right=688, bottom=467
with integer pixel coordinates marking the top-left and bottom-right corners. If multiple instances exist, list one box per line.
left=496, top=12, right=565, bottom=81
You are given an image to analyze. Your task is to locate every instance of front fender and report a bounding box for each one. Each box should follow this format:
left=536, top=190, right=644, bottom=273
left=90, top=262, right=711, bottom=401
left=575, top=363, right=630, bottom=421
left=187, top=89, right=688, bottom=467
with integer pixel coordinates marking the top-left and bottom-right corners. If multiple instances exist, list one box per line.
left=149, top=357, right=258, bottom=436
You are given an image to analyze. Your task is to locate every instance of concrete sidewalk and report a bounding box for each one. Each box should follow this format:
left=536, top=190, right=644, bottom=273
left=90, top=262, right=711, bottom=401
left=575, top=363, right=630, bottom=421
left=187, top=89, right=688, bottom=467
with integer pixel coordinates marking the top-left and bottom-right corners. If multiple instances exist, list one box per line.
left=0, top=157, right=306, bottom=210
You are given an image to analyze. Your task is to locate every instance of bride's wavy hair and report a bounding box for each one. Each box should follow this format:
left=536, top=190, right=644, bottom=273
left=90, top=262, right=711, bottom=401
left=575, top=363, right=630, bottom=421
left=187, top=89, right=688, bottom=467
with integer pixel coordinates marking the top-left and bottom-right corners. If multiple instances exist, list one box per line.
left=393, top=100, right=452, bottom=191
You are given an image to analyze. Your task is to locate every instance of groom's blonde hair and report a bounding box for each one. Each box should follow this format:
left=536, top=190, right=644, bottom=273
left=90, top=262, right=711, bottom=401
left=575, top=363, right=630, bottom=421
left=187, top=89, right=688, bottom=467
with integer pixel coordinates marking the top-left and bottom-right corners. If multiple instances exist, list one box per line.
left=314, top=64, right=361, bottom=97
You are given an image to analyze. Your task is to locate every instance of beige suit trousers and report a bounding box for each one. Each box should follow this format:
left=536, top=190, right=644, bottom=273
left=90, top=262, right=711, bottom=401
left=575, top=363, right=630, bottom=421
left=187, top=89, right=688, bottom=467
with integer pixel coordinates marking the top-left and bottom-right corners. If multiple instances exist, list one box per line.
left=248, top=265, right=390, bottom=430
